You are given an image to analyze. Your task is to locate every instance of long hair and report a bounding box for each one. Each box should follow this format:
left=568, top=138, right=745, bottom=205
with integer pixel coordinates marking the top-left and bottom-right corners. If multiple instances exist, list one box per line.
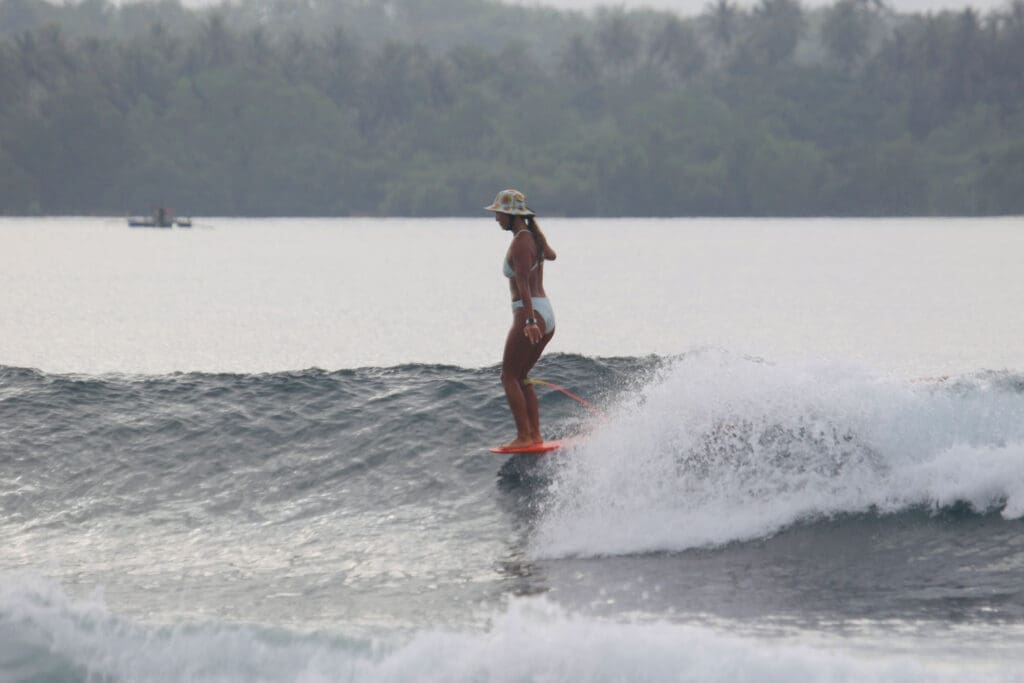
left=524, top=215, right=547, bottom=268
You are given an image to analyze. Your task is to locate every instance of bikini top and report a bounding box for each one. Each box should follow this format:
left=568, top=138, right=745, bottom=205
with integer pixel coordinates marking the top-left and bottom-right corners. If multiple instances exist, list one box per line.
left=503, top=230, right=541, bottom=279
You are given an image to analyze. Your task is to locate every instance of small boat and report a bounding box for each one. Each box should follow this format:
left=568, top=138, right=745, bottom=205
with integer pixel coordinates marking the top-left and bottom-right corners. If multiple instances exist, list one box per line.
left=128, top=207, right=181, bottom=228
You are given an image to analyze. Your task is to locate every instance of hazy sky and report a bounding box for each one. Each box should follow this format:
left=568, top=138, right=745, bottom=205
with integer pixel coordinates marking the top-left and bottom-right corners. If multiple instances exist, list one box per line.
left=504, top=0, right=1004, bottom=15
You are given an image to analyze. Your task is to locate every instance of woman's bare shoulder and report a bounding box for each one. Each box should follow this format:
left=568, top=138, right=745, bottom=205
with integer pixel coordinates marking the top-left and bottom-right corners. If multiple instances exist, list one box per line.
left=510, top=231, right=537, bottom=260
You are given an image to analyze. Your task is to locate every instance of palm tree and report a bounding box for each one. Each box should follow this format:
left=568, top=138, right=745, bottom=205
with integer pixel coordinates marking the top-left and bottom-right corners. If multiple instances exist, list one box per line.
left=560, top=33, right=599, bottom=83
left=705, top=0, right=740, bottom=50
left=821, top=0, right=871, bottom=71
left=750, top=0, right=805, bottom=66
left=648, top=16, right=705, bottom=81
left=595, top=8, right=640, bottom=75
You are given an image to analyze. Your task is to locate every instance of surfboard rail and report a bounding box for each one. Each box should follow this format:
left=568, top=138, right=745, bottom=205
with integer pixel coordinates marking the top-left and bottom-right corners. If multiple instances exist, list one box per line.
left=489, top=438, right=570, bottom=454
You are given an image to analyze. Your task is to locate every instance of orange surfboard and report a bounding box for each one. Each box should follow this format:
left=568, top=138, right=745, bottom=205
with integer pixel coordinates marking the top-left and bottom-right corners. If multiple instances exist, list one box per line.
left=489, top=439, right=569, bottom=455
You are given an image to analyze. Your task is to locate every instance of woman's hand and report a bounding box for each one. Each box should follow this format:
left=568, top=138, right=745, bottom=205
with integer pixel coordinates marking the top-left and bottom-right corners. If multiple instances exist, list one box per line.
left=524, top=322, right=542, bottom=344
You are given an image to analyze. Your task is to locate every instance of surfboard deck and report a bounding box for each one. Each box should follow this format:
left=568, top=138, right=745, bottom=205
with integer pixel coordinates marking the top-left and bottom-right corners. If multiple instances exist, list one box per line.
left=489, top=439, right=570, bottom=455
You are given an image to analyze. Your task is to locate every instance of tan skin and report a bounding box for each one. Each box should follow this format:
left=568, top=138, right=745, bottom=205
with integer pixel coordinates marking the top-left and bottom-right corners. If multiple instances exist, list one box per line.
left=495, top=212, right=557, bottom=448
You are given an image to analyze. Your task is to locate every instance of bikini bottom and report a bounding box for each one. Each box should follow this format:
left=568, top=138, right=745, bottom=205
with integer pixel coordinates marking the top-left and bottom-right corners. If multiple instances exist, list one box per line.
left=511, top=297, right=555, bottom=333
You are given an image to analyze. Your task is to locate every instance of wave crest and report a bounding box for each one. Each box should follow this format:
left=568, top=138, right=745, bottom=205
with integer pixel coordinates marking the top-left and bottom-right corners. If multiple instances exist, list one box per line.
left=534, top=353, right=1024, bottom=558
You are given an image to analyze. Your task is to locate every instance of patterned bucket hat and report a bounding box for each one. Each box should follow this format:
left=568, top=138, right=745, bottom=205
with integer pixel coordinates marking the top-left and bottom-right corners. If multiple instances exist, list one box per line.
left=484, top=189, right=535, bottom=216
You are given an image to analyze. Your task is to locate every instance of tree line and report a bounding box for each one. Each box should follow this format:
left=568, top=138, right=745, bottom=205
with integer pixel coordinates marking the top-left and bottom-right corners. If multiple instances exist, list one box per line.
left=1, top=0, right=1022, bottom=216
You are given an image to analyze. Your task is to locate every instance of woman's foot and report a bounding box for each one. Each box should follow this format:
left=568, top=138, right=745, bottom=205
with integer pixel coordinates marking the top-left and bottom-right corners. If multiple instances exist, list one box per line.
left=500, top=435, right=543, bottom=449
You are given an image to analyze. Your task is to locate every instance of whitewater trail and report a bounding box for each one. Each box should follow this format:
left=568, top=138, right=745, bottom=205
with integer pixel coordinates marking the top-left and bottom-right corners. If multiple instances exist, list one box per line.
left=1, top=577, right=1019, bottom=683
left=533, top=352, right=1024, bottom=558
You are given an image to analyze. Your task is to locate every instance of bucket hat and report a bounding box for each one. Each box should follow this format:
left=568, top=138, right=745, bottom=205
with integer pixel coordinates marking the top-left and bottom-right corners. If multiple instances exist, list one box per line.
left=484, top=189, right=535, bottom=216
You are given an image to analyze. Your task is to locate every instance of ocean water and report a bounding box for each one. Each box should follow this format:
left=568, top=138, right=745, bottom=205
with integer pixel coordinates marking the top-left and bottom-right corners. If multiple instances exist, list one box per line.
left=1, top=217, right=1023, bottom=682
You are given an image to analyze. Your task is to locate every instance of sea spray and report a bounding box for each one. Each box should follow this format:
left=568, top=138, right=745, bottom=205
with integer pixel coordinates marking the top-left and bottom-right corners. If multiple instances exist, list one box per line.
left=534, top=352, right=1024, bottom=558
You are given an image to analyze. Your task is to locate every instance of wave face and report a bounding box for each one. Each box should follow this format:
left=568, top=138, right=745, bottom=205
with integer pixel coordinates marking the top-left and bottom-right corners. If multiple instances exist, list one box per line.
left=2, top=354, right=1022, bottom=561
left=534, top=352, right=1024, bottom=558
left=0, top=356, right=633, bottom=535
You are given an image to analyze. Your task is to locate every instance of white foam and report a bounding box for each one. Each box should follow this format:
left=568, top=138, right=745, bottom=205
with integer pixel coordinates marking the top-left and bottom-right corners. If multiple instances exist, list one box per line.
left=534, top=352, right=1024, bottom=558
left=1, top=577, right=1018, bottom=683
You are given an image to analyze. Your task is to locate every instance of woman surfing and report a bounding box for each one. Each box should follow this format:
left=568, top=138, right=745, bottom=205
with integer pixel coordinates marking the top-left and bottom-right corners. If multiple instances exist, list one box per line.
left=485, top=189, right=557, bottom=450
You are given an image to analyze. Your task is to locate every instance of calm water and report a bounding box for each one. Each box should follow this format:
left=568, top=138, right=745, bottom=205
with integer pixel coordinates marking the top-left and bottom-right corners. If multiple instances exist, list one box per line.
left=1, top=217, right=1023, bottom=681
left=2, top=216, right=1022, bottom=375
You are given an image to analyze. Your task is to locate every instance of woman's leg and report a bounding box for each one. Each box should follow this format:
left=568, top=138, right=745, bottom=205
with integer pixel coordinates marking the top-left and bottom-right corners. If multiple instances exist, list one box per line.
left=501, top=312, right=550, bottom=447
left=523, top=330, right=554, bottom=440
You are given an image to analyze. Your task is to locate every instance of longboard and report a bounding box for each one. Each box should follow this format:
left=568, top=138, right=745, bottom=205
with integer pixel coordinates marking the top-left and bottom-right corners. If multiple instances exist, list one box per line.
left=489, top=439, right=569, bottom=455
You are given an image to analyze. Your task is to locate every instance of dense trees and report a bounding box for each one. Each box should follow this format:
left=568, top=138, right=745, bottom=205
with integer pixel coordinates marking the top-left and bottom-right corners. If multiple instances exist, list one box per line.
left=821, top=0, right=875, bottom=70
left=0, top=0, right=1022, bottom=216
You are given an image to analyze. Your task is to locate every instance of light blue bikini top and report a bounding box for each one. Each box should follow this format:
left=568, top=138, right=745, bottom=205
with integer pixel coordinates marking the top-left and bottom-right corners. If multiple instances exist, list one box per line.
left=503, top=230, right=541, bottom=279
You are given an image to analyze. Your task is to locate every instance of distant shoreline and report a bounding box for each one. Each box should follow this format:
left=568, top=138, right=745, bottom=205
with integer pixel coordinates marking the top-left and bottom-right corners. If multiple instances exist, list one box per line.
left=3, top=0, right=1022, bottom=216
